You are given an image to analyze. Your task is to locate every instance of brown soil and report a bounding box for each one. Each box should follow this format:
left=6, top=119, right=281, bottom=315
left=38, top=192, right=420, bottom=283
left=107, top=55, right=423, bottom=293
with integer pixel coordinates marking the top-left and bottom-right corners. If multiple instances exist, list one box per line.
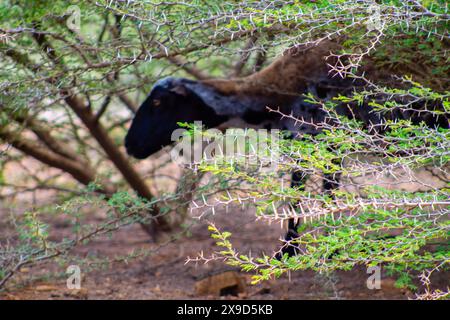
left=1, top=205, right=447, bottom=300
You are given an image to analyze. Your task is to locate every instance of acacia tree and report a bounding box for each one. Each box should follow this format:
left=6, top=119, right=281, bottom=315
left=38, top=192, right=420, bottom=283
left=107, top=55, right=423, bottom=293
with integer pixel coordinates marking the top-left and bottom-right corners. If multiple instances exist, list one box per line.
left=0, top=1, right=208, bottom=236
left=0, top=0, right=449, bottom=297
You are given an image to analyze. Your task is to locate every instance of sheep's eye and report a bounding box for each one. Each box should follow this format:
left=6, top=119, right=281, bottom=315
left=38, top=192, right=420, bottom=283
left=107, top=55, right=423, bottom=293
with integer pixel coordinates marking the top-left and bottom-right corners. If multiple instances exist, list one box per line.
left=153, top=99, right=161, bottom=107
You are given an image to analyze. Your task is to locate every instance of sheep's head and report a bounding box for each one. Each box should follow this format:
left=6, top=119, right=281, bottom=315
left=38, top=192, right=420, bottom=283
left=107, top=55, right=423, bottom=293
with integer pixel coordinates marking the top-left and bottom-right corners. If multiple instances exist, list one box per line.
left=125, top=77, right=228, bottom=159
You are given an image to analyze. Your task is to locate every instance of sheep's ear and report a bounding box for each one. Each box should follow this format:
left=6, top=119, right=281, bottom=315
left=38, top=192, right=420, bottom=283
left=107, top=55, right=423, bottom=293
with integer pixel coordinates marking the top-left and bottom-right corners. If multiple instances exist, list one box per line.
left=181, top=81, right=258, bottom=116
left=169, top=85, right=188, bottom=96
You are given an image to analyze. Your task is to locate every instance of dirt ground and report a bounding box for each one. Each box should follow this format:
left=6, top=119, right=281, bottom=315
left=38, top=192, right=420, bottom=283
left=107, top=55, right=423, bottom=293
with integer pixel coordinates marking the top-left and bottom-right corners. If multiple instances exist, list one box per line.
left=1, top=203, right=447, bottom=300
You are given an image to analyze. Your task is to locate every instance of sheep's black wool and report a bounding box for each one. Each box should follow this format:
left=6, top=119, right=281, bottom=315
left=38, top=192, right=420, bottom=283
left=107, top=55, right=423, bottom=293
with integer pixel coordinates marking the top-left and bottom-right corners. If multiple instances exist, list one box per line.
left=125, top=39, right=449, bottom=257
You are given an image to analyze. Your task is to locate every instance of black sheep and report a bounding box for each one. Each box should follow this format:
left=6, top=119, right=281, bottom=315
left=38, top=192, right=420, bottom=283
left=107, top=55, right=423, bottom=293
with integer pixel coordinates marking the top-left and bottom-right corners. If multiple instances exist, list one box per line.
left=125, top=39, right=448, bottom=256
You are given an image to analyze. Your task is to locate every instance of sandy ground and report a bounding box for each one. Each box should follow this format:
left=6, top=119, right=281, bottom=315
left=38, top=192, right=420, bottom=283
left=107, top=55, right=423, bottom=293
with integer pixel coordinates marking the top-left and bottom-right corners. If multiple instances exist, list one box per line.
left=0, top=150, right=448, bottom=300
left=1, top=203, right=447, bottom=300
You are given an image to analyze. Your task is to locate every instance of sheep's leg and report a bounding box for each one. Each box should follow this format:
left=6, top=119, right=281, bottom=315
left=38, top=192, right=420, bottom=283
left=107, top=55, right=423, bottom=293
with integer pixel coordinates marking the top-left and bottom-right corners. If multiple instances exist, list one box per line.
left=276, top=170, right=341, bottom=260
left=275, top=171, right=305, bottom=259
